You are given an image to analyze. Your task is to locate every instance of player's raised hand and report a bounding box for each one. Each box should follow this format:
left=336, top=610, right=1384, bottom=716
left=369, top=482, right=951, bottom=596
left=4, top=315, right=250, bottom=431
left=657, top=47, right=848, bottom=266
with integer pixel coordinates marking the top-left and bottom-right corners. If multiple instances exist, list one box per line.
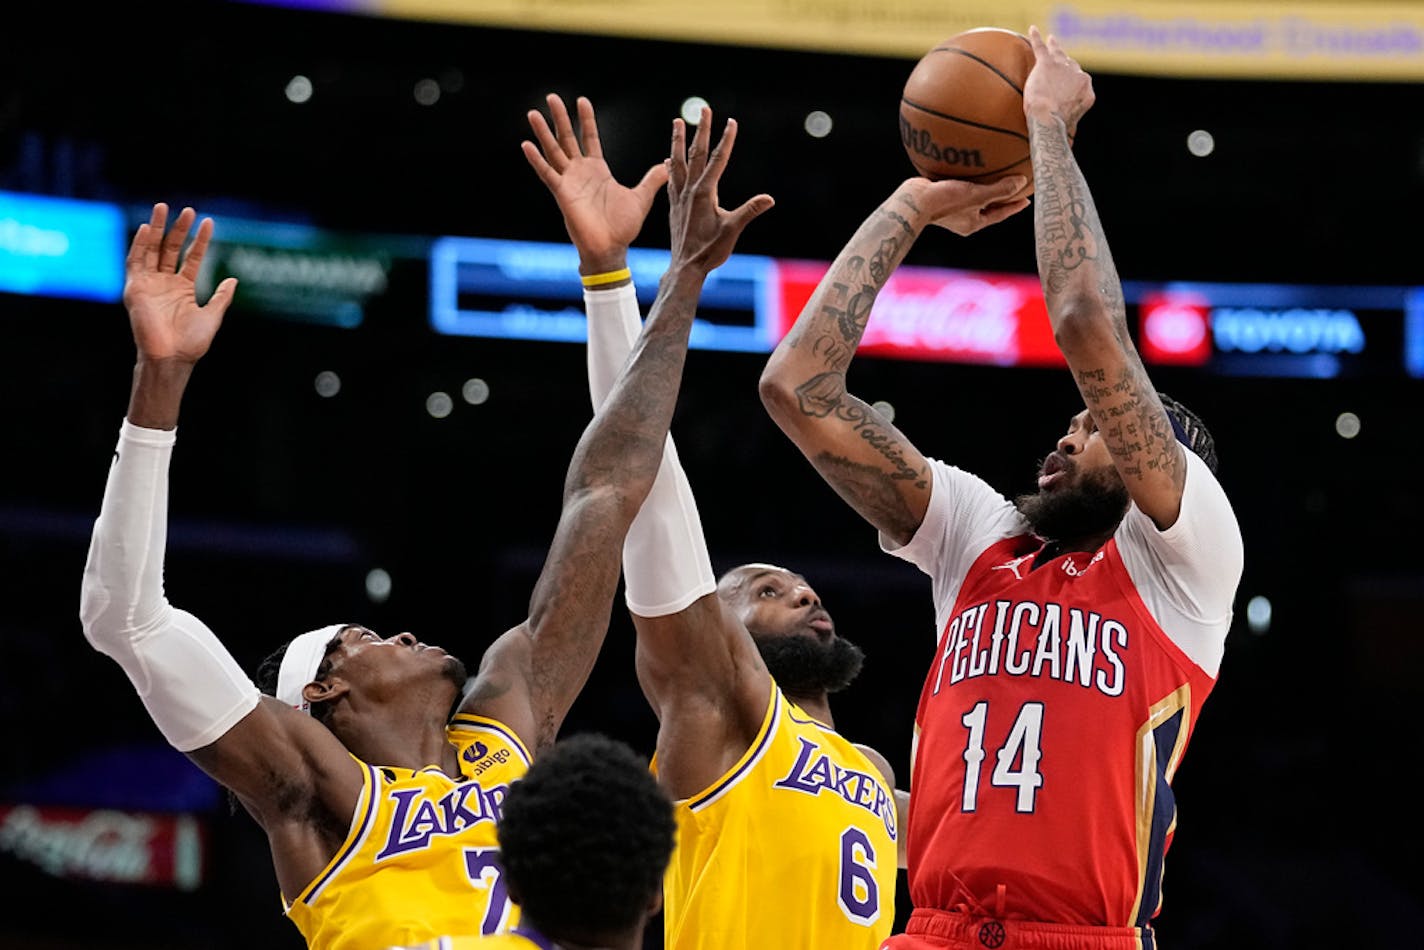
left=522, top=93, right=669, bottom=272
left=123, top=203, right=237, bottom=364
left=665, top=108, right=774, bottom=275
left=1024, top=25, right=1094, bottom=135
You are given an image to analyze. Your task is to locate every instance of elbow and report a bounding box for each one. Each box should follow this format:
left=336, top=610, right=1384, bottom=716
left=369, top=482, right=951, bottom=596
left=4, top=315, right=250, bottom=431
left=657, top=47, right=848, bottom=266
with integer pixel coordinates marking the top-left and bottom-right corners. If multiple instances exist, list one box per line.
left=758, top=364, right=799, bottom=425
left=566, top=480, right=645, bottom=529
left=1051, top=301, right=1118, bottom=355
left=78, top=557, right=158, bottom=656
left=79, top=565, right=125, bottom=653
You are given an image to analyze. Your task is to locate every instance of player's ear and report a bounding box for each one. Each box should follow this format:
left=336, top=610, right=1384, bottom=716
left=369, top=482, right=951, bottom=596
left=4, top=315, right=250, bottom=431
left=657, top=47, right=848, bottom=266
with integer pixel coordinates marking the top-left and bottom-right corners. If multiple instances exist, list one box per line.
left=645, top=888, right=663, bottom=918
left=304, top=676, right=348, bottom=707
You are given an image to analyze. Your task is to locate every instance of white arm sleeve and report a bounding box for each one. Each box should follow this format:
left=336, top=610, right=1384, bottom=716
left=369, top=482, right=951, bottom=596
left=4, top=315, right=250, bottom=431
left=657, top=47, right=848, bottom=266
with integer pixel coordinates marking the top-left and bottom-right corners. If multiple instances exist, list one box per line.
left=585, top=284, right=717, bottom=617
left=79, top=420, right=261, bottom=751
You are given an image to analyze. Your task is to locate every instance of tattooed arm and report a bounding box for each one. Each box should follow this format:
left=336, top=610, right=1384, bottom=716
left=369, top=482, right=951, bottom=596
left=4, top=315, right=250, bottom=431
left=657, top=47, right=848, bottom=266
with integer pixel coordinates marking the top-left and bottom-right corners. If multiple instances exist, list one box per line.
left=464, top=105, right=774, bottom=754
left=759, top=176, right=1027, bottom=547
left=1025, top=25, right=1186, bottom=530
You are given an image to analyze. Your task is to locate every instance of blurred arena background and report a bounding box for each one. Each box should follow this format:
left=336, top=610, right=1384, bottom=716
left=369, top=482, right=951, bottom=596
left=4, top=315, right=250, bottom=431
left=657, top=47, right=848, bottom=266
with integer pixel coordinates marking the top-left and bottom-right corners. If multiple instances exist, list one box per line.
left=2, top=1, right=1420, bottom=946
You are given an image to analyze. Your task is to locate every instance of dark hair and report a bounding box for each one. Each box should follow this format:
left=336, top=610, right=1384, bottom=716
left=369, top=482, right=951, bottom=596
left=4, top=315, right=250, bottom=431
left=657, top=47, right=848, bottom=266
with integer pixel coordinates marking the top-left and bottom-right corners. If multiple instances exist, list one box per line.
left=1158, top=392, right=1219, bottom=474
left=497, top=732, right=675, bottom=940
left=252, top=642, right=285, bottom=697
left=253, top=635, right=342, bottom=724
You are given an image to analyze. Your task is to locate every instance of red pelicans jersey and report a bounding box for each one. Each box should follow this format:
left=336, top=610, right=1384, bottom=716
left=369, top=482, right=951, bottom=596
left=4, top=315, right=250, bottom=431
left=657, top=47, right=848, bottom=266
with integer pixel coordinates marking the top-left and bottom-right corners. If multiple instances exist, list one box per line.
left=886, top=451, right=1242, bottom=926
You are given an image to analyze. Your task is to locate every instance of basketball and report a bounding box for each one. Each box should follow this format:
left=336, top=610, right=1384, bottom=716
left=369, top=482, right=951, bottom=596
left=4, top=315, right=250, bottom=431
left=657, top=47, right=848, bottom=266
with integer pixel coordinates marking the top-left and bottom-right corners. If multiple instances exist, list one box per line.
left=899, top=27, right=1036, bottom=194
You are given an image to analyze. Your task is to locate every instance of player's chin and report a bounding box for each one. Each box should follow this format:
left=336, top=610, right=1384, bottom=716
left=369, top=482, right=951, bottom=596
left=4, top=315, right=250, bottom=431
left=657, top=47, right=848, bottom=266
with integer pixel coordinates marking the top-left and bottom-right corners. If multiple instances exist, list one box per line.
left=440, top=655, right=471, bottom=692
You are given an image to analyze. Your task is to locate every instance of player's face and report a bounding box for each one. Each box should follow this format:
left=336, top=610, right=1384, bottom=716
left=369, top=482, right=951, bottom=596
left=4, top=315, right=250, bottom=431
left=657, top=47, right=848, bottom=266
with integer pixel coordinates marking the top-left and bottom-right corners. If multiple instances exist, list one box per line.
left=1037, top=409, right=1116, bottom=491
left=325, top=625, right=468, bottom=701
left=722, top=565, right=834, bottom=643
left=1014, top=408, right=1130, bottom=540
left=720, top=564, right=865, bottom=695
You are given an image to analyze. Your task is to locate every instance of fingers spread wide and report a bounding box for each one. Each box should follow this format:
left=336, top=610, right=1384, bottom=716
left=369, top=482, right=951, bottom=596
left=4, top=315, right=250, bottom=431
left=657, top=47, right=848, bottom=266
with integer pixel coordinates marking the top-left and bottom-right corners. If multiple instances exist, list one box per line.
left=668, top=118, right=688, bottom=190
left=576, top=96, right=603, bottom=159
left=548, top=93, right=580, bottom=157
left=179, top=217, right=215, bottom=281
left=159, top=207, right=196, bottom=274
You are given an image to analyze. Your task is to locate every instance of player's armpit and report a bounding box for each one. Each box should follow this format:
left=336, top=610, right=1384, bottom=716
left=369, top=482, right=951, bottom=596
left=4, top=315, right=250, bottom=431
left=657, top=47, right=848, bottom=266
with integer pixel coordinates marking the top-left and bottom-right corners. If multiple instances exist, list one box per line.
left=457, top=623, right=540, bottom=754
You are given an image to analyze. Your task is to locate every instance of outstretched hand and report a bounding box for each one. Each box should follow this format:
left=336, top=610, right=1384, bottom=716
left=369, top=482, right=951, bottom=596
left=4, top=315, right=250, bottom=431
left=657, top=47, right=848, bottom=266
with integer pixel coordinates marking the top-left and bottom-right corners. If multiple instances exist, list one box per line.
left=1023, top=25, right=1094, bottom=137
left=123, top=203, right=237, bottom=364
left=900, top=175, right=1031, bottom=236
left=522, top=94, right=669, bottom=273
left=665, top=107, right=774, bottom=275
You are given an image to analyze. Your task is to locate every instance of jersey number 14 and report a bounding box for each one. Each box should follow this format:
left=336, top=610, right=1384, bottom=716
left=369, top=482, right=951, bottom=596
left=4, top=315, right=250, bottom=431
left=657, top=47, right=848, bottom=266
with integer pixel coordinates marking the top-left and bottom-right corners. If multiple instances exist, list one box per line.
left=959, top=701, right=1044, bottom=813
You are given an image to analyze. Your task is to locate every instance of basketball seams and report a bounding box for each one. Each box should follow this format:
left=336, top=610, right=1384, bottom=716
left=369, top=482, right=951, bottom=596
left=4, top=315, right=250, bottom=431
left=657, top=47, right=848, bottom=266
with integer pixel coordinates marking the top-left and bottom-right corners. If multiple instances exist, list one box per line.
left=901, top=28, right=1037, bottom=191
left=900, top=98, right=1028, bottom=143
left=928, top=45, right=1027, bottom=96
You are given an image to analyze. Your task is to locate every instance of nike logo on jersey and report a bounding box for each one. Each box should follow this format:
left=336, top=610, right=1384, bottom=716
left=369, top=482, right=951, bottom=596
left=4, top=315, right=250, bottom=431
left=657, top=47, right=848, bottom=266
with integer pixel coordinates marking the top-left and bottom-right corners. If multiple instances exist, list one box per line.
left=991, top=554, right=1034, bottom=580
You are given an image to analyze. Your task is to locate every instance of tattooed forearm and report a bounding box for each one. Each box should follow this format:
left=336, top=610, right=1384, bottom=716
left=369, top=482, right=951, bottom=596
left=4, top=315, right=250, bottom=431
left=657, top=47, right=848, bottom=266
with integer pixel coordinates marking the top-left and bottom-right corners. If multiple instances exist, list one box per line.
left=844, top=415, right=926, bottom=487
left=832, top=399, right=925, bottom=487
left=795, top=371, right=847, bottom=419
left=810, top=333, right=853, bottom=367
left=1075, top=365, right=1182, bottom=485
left=814, top=451, right=924, bottom=540
left=869, top=236, right=902, bottom=285
left=793, top=378, right=925, bottom=486
left=1030, top=115, right=1122, bottom=311
left=784, top=200, right=918, bottom=357
left=836, top=284, right=877, bottom=345
left=885, top=206, right=915, bottom=234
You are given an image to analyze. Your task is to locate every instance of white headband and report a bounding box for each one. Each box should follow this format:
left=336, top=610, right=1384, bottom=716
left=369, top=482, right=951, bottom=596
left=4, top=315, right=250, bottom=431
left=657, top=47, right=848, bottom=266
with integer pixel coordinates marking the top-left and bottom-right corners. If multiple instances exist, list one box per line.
left=276, top=624, right=349, bottom=714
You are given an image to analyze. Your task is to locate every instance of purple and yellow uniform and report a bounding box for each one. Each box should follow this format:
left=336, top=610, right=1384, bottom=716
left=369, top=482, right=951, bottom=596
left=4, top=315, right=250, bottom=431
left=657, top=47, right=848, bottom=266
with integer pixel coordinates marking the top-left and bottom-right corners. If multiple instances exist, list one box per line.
left=285, top=714, right=530, bottom=950
left=661, top=684, right=898, bottom=950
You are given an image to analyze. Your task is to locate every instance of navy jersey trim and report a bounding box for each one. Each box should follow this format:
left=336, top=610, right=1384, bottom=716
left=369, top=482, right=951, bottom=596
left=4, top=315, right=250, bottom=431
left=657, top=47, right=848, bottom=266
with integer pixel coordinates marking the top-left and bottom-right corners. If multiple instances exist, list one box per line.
left=1135, top=706, right=1183, bottom=927
left=450, top=714, right=532, bottom=766
left=688, top=689, right=782, bottom=812
left=303, top=761, right=381, bottom=905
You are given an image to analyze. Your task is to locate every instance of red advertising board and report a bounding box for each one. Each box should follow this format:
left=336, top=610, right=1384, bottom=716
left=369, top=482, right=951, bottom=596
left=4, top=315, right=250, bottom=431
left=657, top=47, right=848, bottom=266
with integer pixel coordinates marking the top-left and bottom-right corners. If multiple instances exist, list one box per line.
left=1138, top=290, right=1213, bottom=366
left=0, top=802, right=205, bottom=890
left=773, top=260, right=1066, bottom=367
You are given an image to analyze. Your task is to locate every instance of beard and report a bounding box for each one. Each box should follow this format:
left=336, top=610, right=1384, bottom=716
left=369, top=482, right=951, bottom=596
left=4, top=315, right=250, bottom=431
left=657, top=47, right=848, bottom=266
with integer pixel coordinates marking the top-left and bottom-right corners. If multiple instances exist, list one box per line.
left=443, top=654, right=471, bottom=716
left=1014, top=462, right=1130, bottom=542
left=752, top=633, right=866, bottom=696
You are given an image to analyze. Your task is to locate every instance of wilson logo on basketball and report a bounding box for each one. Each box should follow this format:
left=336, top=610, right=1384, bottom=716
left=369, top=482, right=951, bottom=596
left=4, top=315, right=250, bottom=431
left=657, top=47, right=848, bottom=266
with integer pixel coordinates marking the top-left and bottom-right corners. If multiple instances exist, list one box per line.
left=899, top=117, right=986, bottom=169
left=899, top=27, right=1038, bottom=190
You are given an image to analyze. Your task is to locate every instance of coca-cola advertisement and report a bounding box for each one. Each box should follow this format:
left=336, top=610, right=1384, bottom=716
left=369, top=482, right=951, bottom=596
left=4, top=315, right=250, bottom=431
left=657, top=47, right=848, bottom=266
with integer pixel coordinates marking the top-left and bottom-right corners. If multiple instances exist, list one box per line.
left=775, top=260, right=1066, bottom=367
left=0, top=802, right=205, bottom=891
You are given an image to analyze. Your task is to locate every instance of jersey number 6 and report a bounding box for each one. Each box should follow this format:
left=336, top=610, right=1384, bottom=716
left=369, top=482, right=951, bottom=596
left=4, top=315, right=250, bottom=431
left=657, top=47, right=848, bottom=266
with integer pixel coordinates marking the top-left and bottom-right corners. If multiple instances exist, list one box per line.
left=837, top=826, right=880, bottom=926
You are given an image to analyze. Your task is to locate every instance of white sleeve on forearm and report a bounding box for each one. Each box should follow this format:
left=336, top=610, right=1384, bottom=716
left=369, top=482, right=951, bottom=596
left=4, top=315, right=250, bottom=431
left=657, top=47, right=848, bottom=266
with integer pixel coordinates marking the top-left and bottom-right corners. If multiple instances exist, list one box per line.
left=585, top=284, right=716, bottom=617
left=79, top=420, right=261, bottom=751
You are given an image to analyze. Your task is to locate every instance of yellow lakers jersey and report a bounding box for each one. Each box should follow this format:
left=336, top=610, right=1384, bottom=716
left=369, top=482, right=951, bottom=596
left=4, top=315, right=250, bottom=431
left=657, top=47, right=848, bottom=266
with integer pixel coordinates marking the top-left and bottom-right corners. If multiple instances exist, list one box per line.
left=661, top=685, right=898, bottom=949
left=285, top=714, right=531, bottom=950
